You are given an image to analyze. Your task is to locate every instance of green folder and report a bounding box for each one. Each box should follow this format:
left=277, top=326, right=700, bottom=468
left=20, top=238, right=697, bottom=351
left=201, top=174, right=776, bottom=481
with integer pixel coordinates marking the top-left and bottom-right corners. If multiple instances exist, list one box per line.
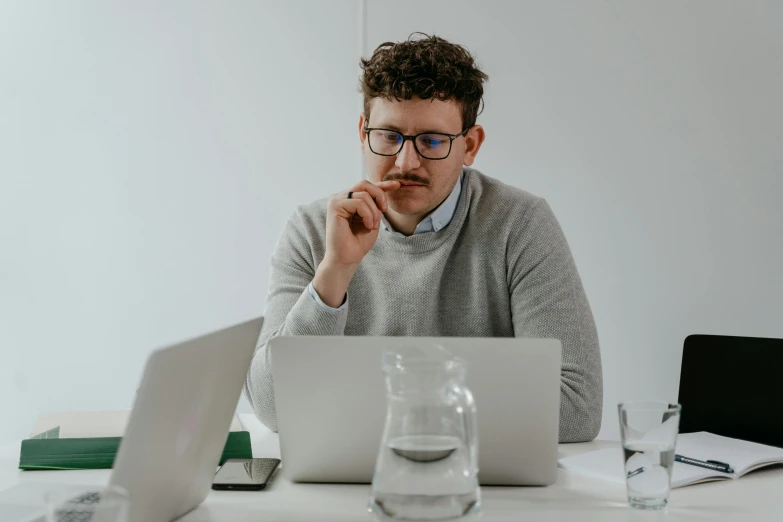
left=19, top=431, right=252, bottom=470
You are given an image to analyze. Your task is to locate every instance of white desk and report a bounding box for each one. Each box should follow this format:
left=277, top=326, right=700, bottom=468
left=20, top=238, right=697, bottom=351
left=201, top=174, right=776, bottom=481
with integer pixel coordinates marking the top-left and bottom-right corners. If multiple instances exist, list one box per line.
left=2, top=414, right=781, bottom=522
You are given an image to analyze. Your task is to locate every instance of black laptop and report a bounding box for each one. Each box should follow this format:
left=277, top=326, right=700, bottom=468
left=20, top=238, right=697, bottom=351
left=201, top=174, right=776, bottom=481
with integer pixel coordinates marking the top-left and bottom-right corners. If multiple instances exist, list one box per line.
left=678, top=334, right=783, bottom=448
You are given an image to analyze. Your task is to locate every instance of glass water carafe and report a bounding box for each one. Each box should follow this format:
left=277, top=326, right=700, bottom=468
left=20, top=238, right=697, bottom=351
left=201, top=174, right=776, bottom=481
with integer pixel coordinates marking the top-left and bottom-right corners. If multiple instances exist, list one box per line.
left=368, top=345, right=481, bottom=521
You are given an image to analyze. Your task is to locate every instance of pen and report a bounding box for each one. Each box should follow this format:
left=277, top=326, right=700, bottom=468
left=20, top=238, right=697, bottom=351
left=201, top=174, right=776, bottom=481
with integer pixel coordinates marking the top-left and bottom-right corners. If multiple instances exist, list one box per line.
left=627, top=466, right=645, bottom=478
left=674, top=455, right=734, bottom=474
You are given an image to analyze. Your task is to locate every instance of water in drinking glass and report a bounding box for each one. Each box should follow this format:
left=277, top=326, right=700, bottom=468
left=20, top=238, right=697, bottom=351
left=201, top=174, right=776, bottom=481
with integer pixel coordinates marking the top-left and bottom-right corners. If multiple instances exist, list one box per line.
left=623, top=441, right=676, bottom=507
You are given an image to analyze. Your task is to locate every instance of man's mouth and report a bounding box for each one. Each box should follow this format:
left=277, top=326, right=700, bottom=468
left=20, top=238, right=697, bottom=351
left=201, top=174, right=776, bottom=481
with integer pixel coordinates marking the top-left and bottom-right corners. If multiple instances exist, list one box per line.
left=398, top=181, right=426, bottom=187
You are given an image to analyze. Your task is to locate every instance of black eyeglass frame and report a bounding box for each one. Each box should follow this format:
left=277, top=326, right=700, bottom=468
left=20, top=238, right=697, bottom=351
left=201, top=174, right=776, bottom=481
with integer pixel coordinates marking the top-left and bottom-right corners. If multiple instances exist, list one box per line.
left=363, top=126, right=471, bottom=160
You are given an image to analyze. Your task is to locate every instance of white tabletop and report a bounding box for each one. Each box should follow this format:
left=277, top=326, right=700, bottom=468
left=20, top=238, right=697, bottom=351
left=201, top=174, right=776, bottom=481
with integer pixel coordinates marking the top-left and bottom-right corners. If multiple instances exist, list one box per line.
left=1, top=414, right=781, bottom=522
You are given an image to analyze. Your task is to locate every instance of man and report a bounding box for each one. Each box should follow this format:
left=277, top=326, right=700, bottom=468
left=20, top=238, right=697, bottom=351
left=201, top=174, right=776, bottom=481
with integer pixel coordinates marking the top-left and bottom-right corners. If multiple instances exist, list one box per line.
left=245, top=34, right=602, bottom=442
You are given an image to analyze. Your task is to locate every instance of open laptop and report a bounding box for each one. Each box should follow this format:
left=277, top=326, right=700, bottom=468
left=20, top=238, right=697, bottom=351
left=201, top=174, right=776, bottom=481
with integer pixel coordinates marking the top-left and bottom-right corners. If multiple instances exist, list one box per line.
left=270, top=336, right=562, bottom=486
left=3, top=317, right=263, bottom=522
left=678, top=334, right=783, bottom=448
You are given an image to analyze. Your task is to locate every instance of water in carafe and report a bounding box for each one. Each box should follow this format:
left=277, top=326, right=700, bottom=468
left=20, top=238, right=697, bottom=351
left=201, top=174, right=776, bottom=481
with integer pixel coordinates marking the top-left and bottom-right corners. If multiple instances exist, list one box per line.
left=368, top=345, right=481, bottom=521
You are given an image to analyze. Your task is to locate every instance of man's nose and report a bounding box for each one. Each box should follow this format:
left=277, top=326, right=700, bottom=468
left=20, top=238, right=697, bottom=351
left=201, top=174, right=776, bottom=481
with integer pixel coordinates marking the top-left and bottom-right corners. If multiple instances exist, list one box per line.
left=395, top=140, right=421, bottom=172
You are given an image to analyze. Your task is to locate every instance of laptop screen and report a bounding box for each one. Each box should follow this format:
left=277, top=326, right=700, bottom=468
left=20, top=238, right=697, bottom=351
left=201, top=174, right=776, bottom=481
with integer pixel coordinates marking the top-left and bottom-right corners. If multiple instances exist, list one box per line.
left=678, top=334, right=783, bottom=448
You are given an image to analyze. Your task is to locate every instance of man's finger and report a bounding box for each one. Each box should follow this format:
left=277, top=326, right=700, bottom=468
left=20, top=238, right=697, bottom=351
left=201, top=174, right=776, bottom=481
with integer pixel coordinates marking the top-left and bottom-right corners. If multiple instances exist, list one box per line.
left=349, top=191, right=381, bottom=225
left=376, top=180, right=401, bottom=188
left=377, top=180, right=402, bottom=192
left=352, top=180, right=393, bottom=212
left=339, top=199, right=376, bottom=230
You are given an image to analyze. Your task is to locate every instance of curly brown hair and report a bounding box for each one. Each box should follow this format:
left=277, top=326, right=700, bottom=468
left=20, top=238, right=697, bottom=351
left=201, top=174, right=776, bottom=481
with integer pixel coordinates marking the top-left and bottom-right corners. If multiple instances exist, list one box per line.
left=360, top=33, right=488, bottom=130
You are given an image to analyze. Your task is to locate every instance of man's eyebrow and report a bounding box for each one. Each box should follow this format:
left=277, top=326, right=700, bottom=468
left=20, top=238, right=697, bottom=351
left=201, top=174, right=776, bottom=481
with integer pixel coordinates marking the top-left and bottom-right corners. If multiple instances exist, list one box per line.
left=370, top=123, right=402, bottom=131
left=370, top=123, right=452, bottom=134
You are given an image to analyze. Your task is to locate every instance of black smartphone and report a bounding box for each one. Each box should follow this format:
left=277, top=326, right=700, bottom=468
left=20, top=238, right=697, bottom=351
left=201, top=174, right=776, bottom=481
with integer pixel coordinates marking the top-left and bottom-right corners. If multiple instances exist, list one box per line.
left=212, top=458, right=281, bottom=491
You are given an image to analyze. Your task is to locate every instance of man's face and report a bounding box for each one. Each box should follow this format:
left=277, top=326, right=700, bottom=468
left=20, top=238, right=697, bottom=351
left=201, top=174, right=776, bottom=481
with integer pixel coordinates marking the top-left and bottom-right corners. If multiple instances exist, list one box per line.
left=359, top=97, right=471, bottom=218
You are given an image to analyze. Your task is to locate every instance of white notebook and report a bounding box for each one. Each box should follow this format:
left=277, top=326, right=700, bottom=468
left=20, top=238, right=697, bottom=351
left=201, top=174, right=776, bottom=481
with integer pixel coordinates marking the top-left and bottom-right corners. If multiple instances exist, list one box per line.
left=559, top=432, right=783, bottom=488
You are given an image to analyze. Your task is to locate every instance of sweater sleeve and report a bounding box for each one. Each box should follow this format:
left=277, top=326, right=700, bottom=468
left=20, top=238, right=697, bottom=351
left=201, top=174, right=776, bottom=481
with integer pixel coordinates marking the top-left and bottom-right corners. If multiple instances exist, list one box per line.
left=507, top=199, right=603, bottom=442
left=244, top=208, right=348, bottom=432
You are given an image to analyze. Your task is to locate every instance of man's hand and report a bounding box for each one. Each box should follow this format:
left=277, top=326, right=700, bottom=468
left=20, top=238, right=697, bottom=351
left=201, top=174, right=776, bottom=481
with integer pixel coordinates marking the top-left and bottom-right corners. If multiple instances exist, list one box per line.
left=312, top=179, right=400, bottom=307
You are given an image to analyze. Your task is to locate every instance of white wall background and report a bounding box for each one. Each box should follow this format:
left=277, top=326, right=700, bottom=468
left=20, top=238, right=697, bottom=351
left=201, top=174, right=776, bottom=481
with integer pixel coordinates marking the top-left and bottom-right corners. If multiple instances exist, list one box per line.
left=1, top=0, right=781, bottom=444
left=0, top=0, right=362, bottom=444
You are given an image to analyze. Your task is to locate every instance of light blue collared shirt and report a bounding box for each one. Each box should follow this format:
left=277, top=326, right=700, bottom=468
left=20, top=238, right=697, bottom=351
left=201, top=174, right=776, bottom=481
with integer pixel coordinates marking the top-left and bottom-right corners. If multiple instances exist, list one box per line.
left=307, top=173, right=463, bottom=311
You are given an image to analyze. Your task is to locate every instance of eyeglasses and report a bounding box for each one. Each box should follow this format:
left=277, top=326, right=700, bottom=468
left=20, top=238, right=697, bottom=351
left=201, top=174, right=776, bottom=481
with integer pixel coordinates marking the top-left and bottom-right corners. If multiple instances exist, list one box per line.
left=363, top=126, right=470, bottom=160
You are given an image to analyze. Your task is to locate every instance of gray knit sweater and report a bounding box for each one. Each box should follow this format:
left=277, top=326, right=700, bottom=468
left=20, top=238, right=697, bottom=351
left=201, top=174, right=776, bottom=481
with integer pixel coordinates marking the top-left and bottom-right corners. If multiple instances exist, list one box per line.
left=245, top=168, right=603, bottom=442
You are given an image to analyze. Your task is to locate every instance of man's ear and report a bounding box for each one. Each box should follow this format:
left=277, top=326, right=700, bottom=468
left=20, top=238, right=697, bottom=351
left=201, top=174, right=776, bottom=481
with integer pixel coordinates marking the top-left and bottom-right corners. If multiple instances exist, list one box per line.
left=358, top=114, right=368, bottom=151
left=462, top=125, right=486, bottom=166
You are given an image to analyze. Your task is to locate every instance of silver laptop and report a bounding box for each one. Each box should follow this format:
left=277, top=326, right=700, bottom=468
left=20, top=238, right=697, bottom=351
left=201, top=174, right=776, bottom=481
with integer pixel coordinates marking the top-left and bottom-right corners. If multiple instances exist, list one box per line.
left=1, top=317, right=263, bottom=522
left=108, top=316, right=262, bottom=522
left=270, top=336, right=561, bottom=486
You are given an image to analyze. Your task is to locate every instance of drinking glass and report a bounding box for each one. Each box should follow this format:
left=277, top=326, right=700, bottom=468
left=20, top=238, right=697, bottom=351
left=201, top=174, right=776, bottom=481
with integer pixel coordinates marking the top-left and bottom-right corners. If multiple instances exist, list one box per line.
left=44, top=485, right=130, bottom=522
left=618, top=401, right=681, bottom=510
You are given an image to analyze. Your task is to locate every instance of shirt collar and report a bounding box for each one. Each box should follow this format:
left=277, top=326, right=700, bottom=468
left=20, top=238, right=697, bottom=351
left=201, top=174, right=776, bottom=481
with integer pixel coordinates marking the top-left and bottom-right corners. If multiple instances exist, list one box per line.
left=381, top=172, right=463, bottom=236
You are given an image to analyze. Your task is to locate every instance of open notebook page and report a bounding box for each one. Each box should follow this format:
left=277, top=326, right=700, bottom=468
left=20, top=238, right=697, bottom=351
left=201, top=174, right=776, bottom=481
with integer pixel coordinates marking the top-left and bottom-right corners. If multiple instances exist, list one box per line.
left=677, top=432, right=783, bottom=477
left=559, top=432, right=783, bottom=488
